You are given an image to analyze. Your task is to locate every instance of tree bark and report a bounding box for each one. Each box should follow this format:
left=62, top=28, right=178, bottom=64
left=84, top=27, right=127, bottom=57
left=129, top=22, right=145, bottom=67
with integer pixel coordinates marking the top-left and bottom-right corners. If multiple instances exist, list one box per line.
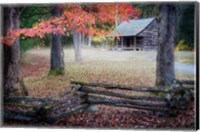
left=114, top=4, right=119, bottom=49
left=156, top=4, right=176, bottom=87
left=49, top=6, right=64, bottom=75
left=81, top=32, right=85, bottom=45
left=3, top=7, right=28, bottom=96
left=87, top=35, right=92, bottom=47
left=73, top=25, right=82, bottom=62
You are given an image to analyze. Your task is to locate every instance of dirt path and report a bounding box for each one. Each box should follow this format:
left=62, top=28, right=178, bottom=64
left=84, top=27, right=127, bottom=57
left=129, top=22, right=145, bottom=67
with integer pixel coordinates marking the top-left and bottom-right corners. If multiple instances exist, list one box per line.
left=144, top=55, right=195, bottom=75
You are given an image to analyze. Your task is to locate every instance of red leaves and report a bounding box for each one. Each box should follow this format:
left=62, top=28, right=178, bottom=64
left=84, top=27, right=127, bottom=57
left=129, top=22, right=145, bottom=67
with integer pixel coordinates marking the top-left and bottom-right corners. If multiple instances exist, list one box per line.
left=62, top=4, right=95, bottom=34
left=20, top=29, right=37, bottom=37
left=1, top=36, right=14, bottom=46
left=51, top=102, right=194, bottom=128
left=96, top=3, right=141, bottom=24
left=2, top=3, right=141, bottom=46
left=1, top=29, right=20, bottom=46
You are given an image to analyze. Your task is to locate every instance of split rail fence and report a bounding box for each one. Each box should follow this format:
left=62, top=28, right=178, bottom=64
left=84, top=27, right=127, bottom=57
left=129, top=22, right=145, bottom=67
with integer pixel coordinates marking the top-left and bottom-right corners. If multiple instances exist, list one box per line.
left=4, top=80, right=194, bottom=124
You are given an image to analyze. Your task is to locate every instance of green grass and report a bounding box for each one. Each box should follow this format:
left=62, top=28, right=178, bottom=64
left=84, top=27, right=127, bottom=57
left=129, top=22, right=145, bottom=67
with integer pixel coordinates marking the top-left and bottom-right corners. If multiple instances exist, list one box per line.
left=22, top=48, right=195, bottom=97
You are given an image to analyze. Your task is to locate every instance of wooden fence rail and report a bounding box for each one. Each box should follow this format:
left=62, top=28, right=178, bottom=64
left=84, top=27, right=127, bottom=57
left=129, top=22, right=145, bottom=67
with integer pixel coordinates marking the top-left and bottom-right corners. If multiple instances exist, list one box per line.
left=87, top=95, right=169, bottom=111
left=3, top=80, right=194, bottom=124
left=71, top=81, right=167, bottom=92
left=71, top=80, right=194, bottom=115
left=79, top=86, right=166, bottom=101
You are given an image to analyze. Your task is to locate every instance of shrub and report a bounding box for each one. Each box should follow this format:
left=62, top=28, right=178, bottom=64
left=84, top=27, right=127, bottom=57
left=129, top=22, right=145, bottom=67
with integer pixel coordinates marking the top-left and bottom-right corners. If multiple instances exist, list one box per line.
left=174, top=40, right=192, bottom=51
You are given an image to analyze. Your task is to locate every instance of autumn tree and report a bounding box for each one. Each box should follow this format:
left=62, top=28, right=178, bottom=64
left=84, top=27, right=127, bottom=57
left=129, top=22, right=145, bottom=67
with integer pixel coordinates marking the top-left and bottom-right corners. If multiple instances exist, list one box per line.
left=72, top=26, right=82, bottom=62
left=156, top=4, right=176, bottom=87
left=20, top=6, right=65, bottom=75
left=61, top=4, right=95, bottom=62
left=3, top=4, right=140, bottom=61
left=87, top=35, right=92, bottom=47
left=2, top=6, right=65, bottom=95
left=49, top=6, right=65, bottom=75
left=2, top=4, right=141, bottom=95
left=3, top=7, right=28, bottom=96
left=62, top=4, right=140, bottom=62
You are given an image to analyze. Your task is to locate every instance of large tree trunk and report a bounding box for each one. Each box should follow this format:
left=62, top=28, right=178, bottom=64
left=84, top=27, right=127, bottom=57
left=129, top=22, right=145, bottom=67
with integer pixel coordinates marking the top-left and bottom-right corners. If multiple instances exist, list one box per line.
left=3, top=7, right=28, bottom=96
left=73, top=25, right=82, bottom=62
left=156, top=4, right=176, bottom=87
left=49, top=6, right=64, bottom=76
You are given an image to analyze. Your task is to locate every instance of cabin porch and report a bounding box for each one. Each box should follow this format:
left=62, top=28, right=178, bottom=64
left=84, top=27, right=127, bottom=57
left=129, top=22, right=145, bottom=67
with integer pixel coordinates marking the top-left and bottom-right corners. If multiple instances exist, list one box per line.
left=115, top=36, right=144, bottom=50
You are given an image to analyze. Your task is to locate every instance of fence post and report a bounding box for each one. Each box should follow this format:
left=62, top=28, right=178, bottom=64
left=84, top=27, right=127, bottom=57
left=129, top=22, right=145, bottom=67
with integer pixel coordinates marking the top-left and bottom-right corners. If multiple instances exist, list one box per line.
left=166, top=80, right=194, bottom=116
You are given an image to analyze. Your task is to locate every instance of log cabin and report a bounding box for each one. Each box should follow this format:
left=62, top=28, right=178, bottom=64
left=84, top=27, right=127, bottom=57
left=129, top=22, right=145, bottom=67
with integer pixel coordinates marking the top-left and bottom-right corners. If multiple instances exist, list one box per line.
left=107, top=17, right=159, bottom=50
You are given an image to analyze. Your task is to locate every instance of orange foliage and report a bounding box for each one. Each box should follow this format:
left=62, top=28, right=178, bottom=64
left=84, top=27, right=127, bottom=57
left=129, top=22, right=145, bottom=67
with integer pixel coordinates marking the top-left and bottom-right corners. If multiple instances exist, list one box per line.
left=1, top=36, right=14, bottom=46
left=2, top=3, right=141, bottom=46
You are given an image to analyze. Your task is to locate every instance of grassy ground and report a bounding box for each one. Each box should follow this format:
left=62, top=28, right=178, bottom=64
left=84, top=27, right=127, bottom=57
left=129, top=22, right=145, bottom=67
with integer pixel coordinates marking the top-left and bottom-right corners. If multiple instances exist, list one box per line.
left=21, top=48, right=195, bottom=98
left=174, top=51, right=195, bottom=64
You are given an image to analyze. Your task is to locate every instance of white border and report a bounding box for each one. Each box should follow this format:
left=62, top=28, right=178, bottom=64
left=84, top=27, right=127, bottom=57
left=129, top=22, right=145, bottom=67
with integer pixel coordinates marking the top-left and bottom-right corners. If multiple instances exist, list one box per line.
left=0, top=0, right=199, bottom=132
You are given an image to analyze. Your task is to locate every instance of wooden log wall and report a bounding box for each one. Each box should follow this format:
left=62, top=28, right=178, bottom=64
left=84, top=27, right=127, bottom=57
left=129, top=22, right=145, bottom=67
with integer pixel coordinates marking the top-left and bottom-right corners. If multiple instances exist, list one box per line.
left=137, top=19, right=159, bottom=50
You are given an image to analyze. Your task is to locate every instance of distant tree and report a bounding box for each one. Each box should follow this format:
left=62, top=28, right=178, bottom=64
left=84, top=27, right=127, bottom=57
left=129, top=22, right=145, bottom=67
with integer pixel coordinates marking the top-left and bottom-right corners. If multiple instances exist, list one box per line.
left=175, top=4, right=194, bottom=49
left=156, top=4, right=176, bottom=87
left=3, top=7, right=28, bottom=96
left=136, top=4, right=159, bottom=18
left=87, top=35, right=92, bottom=47
left=72, top=24, right=82, bottom=62
left=49, top=6, right=65, bottom=75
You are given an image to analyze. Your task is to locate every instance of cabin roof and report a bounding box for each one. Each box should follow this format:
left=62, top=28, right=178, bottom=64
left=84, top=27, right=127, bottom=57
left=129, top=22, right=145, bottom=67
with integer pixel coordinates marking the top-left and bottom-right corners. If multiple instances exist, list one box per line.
left=107, top=17, right=156, bottom=37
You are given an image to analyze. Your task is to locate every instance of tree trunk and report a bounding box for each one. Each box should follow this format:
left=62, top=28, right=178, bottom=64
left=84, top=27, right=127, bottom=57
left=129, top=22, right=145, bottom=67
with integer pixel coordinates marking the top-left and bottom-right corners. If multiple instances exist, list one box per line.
left=115, top=38, right=119, bottom=49
left=3, top=7, right=28, bottom=96
left=49, top=6, right=64, bottom=76
left=115, top=4, right=119, bottom=49
left=87, top=35, right=92, bottom=47
left=73, top=25, right=82, bottom=62
left=156, top=4, right=176, bottom=87
left=81, top=32, right=85, bottom=46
